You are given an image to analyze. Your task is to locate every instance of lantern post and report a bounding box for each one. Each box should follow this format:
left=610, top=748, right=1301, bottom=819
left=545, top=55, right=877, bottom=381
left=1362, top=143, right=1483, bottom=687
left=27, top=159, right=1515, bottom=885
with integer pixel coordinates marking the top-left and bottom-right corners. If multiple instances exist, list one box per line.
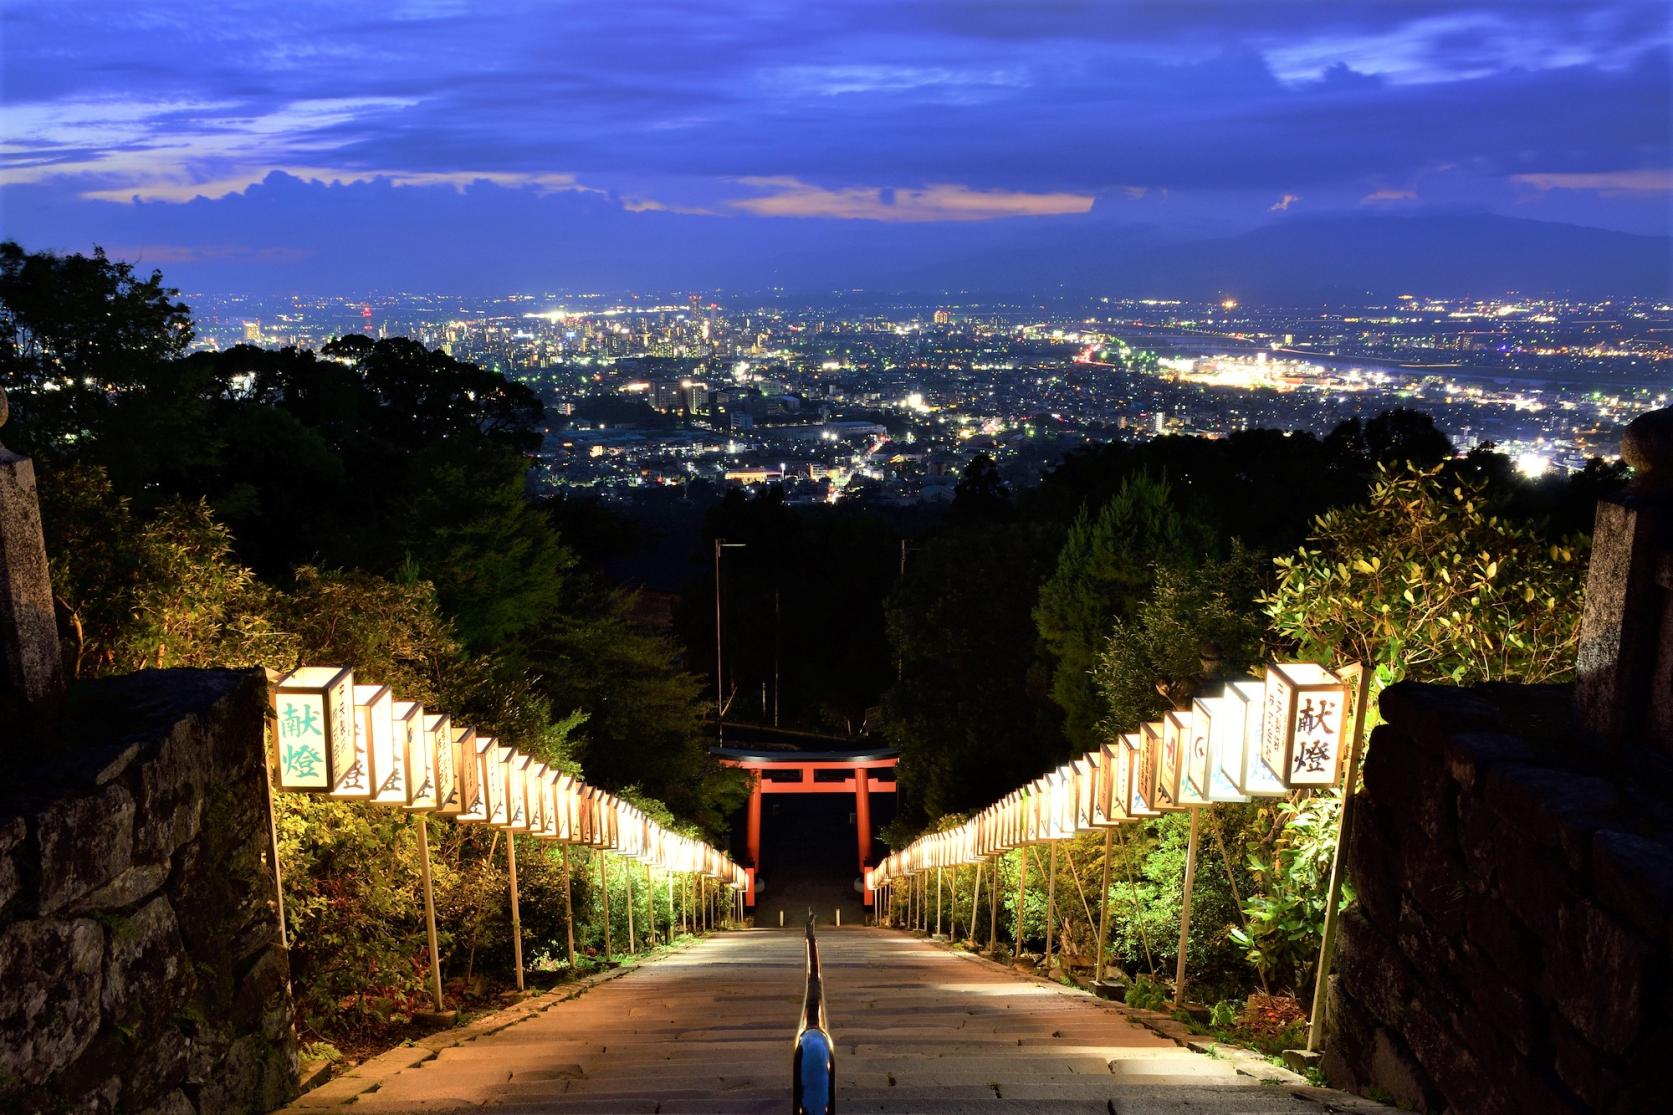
left=1015, top=846, right=1027, bottom=958
left=1044, top=843, right=1058, bottom=975
left=599, top=852, right=613, bottom=962
left=1172, top=808, right=1201, bottom=1006
left=625, top=859, right=637, bottom=954
left=987, top=856, right=999, bottom=954
left=416, top=814, right=445, bottom=1011
left=1306, top=661, right=1371, bottom=1052
left=506, top=833, right=525, bottom=992
left=1094, top=828, right=1114, bottom=983
left=562, top=845, right=577, bottom=970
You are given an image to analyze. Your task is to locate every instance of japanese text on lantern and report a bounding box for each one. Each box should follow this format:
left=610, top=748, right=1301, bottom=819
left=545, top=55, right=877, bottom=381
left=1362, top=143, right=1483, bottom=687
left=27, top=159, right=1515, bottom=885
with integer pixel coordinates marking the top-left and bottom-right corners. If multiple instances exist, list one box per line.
left=278, top=694, right=329, bottom=789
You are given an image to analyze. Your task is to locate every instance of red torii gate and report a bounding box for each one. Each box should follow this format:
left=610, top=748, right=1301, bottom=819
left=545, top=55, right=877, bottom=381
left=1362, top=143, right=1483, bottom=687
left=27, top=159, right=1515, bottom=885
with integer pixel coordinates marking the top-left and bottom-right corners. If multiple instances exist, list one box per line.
left=714, top=746, right=898, bottom=908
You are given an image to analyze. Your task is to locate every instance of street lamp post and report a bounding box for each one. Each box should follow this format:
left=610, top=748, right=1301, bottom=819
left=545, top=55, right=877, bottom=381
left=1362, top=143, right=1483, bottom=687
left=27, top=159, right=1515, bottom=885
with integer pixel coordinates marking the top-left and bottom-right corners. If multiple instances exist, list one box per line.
left=714, top=538, right=746, bottom=744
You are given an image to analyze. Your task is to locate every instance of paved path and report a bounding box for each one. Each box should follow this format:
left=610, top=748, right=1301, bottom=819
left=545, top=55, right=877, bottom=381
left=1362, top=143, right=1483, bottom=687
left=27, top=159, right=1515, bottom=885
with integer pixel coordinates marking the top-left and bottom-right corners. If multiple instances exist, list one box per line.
left=337, top=928, right=1386, bottom=1114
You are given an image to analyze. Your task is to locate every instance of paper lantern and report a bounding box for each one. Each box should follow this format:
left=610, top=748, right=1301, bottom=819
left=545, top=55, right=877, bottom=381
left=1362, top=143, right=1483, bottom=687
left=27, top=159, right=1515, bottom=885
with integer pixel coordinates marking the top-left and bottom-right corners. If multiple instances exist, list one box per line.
left=1219, top=680, right=1286, bottom=797
left=1190, top=697, right=1250, bottom=804
left=330, top=684, right=389, bottom=801
left=1121, top=732, right=1162, bottom=817
left=1071, top=757, right=1096, bottom=831
left=454, top=728, right=488, bottom=822
left=1092, top=743, right=1128, bottom=826
left=366, top=698, right=415, bottom=806
left=273, top=666, right=355, bottom=793
left=1262, top=663, right=1351, bottom=788
left=504, top=750, right=532, bottom=832
left=388, top=701, right=423, bottom=807
left=411, top=713, right=450, bottom=813
left=480, top=740, right=510, bottom=827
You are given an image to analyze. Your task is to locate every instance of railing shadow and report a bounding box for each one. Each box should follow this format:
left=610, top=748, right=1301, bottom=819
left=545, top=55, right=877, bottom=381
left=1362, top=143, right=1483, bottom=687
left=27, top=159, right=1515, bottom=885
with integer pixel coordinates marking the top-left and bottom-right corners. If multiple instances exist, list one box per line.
left=792, top=911, right=835, bottom=1115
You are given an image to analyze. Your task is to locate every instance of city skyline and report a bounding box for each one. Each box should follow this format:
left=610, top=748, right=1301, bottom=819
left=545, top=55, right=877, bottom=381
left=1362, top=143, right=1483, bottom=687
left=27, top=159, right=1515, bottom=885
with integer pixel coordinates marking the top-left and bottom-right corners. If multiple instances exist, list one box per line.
left=2, top=1, right=1669, bottom=294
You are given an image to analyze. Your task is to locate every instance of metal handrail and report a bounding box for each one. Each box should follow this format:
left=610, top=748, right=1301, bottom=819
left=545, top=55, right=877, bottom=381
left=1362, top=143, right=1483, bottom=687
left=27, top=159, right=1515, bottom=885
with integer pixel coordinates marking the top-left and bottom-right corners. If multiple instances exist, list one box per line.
left=792, top=912, right=835, bottom=1115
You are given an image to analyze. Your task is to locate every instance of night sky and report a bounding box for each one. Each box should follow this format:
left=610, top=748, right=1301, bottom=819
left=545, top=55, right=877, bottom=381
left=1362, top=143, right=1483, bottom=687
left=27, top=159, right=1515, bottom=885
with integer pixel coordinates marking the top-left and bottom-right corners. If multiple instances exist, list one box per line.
left=1, top=1, right=1667, bottom=294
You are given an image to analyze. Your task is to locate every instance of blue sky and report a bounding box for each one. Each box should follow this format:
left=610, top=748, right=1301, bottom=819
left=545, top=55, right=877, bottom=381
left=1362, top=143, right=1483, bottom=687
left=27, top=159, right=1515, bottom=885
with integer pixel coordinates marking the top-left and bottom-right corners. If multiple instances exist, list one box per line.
left=1, top=1, right=1667, bottom=293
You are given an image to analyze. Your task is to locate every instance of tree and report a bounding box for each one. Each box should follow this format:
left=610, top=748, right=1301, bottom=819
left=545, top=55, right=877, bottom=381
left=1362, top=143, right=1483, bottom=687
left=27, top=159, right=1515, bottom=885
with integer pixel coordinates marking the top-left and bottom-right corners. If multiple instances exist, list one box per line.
left=1265, top=463, right=1588, bottom=691
left=948, top=452, right=1012, bottom=525
left=884, top=522, right=1064, bottom=826
left=1035, top=475, right=1207, bottom=750
left=0, top=242, right=193, bottom=454
left=1091, top=549, right=1267, bottom=735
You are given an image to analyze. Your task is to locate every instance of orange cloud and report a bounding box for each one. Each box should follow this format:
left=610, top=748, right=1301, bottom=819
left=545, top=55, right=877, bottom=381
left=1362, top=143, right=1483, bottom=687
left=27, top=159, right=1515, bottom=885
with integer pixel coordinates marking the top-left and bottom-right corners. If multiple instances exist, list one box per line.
left=727, top=178, right=1093, bottom=221
left=1269, top=193, right=1301, bottom=211
left=1511, top=169, right=1672, bottom=195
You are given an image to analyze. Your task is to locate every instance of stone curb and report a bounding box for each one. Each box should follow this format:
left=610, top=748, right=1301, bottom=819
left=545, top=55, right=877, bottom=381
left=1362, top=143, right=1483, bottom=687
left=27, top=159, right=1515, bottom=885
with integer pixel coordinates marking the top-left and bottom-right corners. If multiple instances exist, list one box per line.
left=900, top=929, right=1392, bottom=1112
left=274, top=933, right=716, bottom=1111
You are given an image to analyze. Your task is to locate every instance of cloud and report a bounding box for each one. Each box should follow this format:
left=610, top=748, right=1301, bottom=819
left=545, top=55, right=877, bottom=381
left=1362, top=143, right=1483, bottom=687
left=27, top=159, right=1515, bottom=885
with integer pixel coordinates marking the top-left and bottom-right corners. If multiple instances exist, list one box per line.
left=1512, top=168, right=1672, bottom=194
left=1361, top=188, right=1418, bottom=203
left=1269, top=193, right=1302, bottom=211
left=726, top=178, right=1093, bottom=221
left=79, top=168, right=596, bottom=203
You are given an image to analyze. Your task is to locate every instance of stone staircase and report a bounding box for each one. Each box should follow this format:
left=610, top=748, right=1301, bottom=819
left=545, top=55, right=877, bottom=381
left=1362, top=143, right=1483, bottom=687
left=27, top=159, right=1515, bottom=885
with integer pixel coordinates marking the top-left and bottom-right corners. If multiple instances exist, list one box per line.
left=331, top=928, right=1388, bottom=1114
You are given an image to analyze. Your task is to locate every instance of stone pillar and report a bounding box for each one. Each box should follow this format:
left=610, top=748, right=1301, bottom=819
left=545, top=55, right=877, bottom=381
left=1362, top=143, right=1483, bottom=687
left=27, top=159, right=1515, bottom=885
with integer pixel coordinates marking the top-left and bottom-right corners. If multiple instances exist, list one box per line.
left=1575, top=406, right=1673, bottom=753
left=0, top=386, right=65, bottom=725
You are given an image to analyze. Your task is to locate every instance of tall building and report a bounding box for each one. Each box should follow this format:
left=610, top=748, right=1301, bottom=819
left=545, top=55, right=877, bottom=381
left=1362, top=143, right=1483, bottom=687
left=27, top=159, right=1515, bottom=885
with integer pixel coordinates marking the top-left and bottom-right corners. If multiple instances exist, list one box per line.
left=243, top=320, right=261, bottom=343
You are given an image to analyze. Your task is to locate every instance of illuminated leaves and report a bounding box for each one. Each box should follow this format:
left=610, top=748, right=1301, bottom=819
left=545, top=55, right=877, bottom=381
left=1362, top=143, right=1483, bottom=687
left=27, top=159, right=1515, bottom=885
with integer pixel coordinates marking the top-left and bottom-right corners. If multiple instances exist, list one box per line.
left=1264, top=463, right=1588, bottom=691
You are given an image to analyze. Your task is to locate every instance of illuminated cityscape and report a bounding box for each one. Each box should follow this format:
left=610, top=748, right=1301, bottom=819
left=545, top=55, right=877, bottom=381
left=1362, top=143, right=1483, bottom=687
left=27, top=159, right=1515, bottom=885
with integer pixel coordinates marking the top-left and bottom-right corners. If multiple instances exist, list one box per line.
left=192, top=290, right=1671, bottom=503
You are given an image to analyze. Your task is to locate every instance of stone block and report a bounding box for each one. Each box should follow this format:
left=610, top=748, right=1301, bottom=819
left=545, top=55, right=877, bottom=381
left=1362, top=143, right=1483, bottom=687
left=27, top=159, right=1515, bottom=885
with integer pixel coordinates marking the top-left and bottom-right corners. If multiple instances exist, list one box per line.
left=101, top=896, right=191, bottom=1034
left=1549, top=1016, right=1622, bottom=1114
left=1344, top=795, right=1399, bottom=930
left=1591, top=829, right=1673, bottom=941
left=1496, top=837, right=1577, bottom=940
left=1442, top=731, right=1538, bottom=793
left=0, top=814, right=25, bottom=913
left=1378, top=682, right=1502, bottom=744
left=36, top=781, right=135, bottom=916
left=1333, top=908, right=1416, bottom=1025
left=1483, top=764, right=1619, bottom=861
left=0, top=917, right=103, bottom=1086
left=133, top=723, right=214, bottom=862
left=77, top=861, right=170, bottom=913
left=1544, top=903, right=1650, bottom=1056
left=1462, top=891, right=1541, bottom=992
left=1366, top=1026, right=1440, bottom=1112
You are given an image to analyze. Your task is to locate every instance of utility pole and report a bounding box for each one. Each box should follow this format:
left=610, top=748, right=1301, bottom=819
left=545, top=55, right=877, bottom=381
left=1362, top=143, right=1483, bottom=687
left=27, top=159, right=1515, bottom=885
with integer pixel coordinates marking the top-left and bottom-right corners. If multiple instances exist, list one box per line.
left=713, top=538, right=745, bottom=743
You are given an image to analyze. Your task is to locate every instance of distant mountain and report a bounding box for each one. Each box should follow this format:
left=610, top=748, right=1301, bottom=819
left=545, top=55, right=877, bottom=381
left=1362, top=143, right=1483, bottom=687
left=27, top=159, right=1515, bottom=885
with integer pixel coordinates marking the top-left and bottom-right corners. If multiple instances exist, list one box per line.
left=1141, top=213, right=1672, bottom=300
left=814, top=211, right=1670, bottom=301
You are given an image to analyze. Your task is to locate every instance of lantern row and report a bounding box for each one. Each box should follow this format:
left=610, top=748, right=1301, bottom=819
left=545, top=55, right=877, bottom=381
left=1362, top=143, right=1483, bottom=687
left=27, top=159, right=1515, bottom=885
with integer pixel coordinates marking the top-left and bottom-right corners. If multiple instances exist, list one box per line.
left=272, top=666, right=746, bottom=887
left=874, top=662, right=1349, bottom=884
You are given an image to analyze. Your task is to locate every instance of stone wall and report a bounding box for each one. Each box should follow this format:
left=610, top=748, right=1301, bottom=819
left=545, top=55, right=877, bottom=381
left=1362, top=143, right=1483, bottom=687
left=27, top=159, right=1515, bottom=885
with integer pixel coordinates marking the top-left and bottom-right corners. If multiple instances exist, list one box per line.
left=1325, top=681, right=1673, bottom=1114
left=0, top=669, right=298, bottom=1114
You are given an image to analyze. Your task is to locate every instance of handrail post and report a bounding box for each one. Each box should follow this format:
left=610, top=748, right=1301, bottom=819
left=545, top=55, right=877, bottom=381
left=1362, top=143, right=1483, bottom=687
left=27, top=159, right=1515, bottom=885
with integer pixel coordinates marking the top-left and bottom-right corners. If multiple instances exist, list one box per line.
left=792, top=914, right=835, bottom=1115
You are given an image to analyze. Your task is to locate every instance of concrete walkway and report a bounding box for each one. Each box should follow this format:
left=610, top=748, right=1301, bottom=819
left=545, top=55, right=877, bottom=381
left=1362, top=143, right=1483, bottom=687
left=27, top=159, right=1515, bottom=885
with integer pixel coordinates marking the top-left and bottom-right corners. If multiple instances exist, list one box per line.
left=322, top=928, right=1388, bottom=1114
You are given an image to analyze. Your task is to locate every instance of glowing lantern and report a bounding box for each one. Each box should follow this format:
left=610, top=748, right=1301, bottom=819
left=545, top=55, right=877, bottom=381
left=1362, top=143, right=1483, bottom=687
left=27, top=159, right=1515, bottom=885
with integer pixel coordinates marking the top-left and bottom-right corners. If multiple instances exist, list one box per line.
left=1121, top=732, right=1162, bottom=817
left=388, top=700, right=423, bottom=806
left=1220, top=680, right=1286, bottom=797
left=1089, top=743, right=1125, bottom=826
left=1190, top=697, right=1250, bottom=803
left=454, top=728, right=488, bottom=822
left=1140, top=721, right=1180, bottom=811
left=416, top=713, right=453, bottom=813
left=480, top=740, right=509, bottom=826
left=272, top=666, right=354, bottom=793
left=331, top=684, right=389, bottom=801
left=1262, top=663, right=1351, bottom=788
left=504, top=750, right=532, bottom=832
left=1071, top=757, right=1096, bottom=830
